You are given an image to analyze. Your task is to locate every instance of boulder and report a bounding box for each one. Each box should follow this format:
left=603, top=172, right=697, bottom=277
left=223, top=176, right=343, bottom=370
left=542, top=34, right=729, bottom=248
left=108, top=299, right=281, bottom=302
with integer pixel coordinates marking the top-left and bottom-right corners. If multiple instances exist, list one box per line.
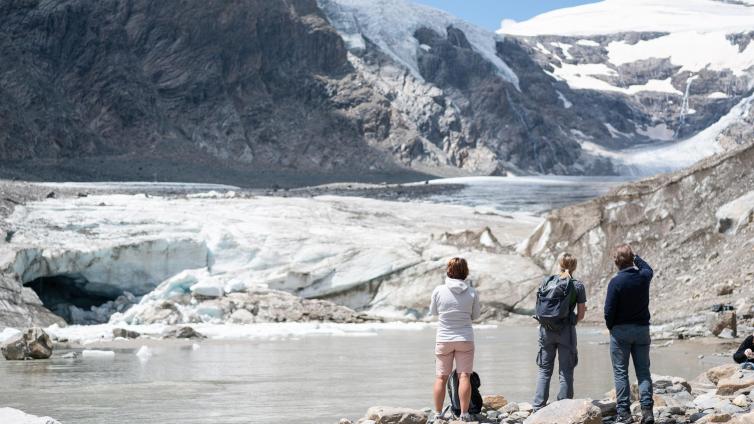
left=524, top=399, right=601, bottom=424
left=364, top=407, right=427, bottom=424
left=502, top=403, right=519, bottom=413
left=717, top=370, right=754, bottom=395
left=696, top=413, right=732, bottom=423
left=733, top=394, right=749, bottom=407
left=708, top=364, right=741, bottom=385
left=483, top=395, right=508, bottom=410
left=716, top=190, right=754, bottom=235
left=709, top=311, right=737, bottom=337
left=591, top=399, right=616, bottom=416
left=229, top=309, right=255, bottom=324
left=174, top=326, right=205, bottom=339
left=1, top=327, right=53, bottom=360
left=730, top=411, right=754, bottom=423
left=112, top=328, right=140, bottom=339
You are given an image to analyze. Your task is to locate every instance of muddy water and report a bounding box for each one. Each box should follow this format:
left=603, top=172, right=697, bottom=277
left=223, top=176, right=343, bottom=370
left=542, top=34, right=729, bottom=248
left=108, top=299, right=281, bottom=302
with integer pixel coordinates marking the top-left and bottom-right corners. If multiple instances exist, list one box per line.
left=0, top=326, right=725, bottom=424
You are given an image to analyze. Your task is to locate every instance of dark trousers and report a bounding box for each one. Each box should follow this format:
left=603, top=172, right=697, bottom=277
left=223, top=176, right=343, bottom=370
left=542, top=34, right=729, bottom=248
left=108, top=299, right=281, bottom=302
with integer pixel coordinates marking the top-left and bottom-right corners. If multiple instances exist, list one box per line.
left=610, top=324, right=653, bottom=414
left=533, top=325, right=578, bottom=409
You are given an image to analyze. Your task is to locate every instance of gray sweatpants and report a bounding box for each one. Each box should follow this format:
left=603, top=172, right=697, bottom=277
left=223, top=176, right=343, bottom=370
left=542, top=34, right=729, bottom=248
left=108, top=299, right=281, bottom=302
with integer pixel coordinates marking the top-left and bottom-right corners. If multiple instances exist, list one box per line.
left=532, top=325, right=578, bottom=409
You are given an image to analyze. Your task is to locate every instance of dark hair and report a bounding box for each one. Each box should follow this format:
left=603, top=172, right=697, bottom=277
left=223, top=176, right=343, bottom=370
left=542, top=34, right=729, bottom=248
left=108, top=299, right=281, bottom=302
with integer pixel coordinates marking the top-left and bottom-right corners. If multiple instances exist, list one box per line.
left=446, top=257, right=469, bottom=280
left=614, top=244, right=635, bottom=269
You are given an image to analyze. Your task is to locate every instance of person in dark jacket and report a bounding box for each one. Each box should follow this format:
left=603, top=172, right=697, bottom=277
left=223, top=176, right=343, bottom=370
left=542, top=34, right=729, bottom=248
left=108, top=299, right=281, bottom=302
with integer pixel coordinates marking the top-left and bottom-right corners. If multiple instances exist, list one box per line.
left=733, top=335, right=754, bottom=366
left=604, top=244, right=654, bottom=424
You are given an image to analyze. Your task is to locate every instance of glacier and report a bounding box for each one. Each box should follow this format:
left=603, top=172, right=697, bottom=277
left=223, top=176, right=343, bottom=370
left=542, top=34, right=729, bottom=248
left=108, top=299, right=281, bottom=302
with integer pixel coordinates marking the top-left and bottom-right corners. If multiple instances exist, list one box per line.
left=317, top=0, right=519, bottom=87
left=0, top=190, right=544, bottom=329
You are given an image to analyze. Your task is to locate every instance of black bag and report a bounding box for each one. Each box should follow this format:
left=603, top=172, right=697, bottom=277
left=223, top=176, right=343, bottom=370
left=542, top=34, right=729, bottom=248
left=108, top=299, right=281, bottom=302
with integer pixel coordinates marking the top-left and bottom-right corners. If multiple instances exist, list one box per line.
left=535, top=275, right=576, bottom=332
left=446, top=370, right=483, bottom=417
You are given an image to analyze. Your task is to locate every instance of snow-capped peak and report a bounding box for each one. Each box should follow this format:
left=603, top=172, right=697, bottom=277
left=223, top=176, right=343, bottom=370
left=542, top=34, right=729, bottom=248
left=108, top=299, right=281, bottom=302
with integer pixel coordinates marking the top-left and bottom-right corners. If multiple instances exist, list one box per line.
left=317, top=0, right=519, bottom=87
left=498, top=0, right=754, bottom=36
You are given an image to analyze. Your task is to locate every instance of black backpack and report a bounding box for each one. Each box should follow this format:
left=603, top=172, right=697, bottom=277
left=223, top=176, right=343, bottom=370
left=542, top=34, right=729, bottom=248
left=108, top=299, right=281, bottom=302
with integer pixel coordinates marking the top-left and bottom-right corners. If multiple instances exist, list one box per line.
left=446, top=370, right=483, bottom=417
left=535, top=275, right=576, bottom=331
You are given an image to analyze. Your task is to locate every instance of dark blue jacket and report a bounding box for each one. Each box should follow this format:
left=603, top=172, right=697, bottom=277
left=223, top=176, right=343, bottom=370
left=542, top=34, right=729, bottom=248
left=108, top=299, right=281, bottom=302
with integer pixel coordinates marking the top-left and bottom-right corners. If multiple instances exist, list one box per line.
left=604, top=255, right=653, bottom=330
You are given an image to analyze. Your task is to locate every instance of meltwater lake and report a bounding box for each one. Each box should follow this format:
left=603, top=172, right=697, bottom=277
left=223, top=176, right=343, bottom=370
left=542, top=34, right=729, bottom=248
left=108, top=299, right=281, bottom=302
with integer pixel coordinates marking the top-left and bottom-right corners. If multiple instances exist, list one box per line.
left=0, top=326, right=723, bottom=424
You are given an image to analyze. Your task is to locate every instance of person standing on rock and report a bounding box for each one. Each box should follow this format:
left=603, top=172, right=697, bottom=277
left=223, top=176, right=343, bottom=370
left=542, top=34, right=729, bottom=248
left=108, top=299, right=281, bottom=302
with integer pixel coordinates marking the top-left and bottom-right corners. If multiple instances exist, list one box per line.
left=428, top=257, right=480, bottom=423
left=605, top=244, right=655, bottom=424
left=532, top=253, right=587, bottom=411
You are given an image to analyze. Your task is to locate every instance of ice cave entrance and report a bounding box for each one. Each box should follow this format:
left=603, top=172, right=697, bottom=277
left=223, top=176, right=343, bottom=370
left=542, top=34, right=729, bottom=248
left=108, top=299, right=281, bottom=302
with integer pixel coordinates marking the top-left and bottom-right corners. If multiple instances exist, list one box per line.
left=24, top=274, right=129, bottom=325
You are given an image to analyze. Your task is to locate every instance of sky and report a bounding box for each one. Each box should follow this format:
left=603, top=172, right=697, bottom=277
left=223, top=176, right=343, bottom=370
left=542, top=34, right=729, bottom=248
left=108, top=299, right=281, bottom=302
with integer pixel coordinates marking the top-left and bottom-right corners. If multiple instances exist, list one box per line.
left=413, top=0, right=601, bottom=31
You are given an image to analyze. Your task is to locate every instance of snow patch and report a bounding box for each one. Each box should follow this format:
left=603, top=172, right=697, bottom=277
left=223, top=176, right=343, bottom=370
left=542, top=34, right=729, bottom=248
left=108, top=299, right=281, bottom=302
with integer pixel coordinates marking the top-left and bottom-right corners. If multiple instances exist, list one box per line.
left=637, top=123, right=676, bottom=141
left=576, top=39, right=601, bottom=47
left=708, top=91, right=730, bottom=99
left=550, top=62, right=683, bottom=95
left=608, top=31, right=754, bottom=76
left=498, top=0, right=754, bottom=36
left=605, top=123, right=632, bottom=138
left=557, top=90, right=573, bottom=108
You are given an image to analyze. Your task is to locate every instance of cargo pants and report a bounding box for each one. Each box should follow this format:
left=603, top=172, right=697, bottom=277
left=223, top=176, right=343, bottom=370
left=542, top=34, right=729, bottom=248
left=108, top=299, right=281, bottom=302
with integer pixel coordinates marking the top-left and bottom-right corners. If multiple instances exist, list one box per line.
left=532, top=324, right=578, bottom=409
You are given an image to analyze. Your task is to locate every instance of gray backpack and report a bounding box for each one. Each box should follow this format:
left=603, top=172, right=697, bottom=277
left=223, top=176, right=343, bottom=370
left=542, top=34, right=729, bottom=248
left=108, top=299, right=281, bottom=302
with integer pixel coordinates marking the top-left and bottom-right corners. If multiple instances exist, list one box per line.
left=535, top=276, right=576, bottom=331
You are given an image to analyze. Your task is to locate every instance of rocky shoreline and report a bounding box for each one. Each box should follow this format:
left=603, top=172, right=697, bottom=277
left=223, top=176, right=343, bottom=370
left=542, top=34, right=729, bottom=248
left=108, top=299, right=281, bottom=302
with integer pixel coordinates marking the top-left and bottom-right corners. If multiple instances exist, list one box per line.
left=341, top=365, right=754, bottom=424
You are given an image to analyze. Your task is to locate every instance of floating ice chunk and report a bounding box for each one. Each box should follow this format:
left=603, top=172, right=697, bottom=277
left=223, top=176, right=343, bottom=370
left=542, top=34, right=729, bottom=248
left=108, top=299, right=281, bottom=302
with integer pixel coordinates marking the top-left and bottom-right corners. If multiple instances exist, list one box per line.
left=136, top=345, right=152, bottom=361
left=192, top=343, right=200, bottom=350
left=82, top=349, right=115, bottom=359
left=0, top=407, right=61, bottom=424
left=0, top=327, right=21, bottom=343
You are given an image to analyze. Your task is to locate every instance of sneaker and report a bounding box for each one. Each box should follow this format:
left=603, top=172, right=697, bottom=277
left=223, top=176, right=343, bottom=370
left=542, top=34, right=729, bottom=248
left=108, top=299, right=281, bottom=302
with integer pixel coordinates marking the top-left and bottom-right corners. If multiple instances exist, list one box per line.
left=616, top=412, right=634, bottom=423
left=459, top=412, right=473, bottom=422
left=640, top=408, right=655, bottom=424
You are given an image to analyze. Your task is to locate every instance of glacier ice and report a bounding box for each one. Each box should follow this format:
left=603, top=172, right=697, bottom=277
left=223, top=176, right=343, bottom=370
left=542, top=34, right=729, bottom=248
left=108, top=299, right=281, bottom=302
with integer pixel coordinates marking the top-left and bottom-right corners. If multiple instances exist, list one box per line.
left=2, top=191, right=543, bottom=326
left=318, top=0, right=519, bottom=87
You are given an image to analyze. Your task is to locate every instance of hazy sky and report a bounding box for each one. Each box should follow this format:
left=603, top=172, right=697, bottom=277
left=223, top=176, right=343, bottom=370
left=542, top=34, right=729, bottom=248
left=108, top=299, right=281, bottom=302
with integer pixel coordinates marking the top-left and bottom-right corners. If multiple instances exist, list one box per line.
left=413, top=0, right=601, bottom=31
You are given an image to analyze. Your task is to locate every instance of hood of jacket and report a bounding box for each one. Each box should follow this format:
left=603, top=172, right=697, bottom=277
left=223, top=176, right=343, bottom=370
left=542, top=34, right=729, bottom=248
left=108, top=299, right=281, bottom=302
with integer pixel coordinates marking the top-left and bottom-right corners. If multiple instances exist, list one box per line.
left=445, top=277, right=469, bottom=294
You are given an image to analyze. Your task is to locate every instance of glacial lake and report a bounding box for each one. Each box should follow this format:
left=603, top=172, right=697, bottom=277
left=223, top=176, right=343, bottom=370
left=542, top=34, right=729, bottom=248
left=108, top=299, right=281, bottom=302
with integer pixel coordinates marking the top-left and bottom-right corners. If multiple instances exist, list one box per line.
left=424, top=176, right=631, bottom=214
left=0, top=326, right=725, bottom=424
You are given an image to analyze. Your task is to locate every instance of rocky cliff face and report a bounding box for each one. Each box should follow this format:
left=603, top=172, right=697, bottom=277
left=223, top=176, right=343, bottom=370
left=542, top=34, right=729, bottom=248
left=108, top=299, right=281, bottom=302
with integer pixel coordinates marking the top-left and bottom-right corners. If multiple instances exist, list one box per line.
left=1, top=0, right=752, bottom=182
left=0, top=0, right=415, bottom=184
left=522, top=140, right=754, bottom=324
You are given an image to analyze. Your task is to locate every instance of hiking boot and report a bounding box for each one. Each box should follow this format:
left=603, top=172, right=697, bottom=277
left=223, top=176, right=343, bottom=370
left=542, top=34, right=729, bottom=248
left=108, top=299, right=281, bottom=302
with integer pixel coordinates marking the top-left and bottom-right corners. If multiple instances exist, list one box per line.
left=616, top=411, right=634, bottom=423
left=640, top=408, right=655, bottom=424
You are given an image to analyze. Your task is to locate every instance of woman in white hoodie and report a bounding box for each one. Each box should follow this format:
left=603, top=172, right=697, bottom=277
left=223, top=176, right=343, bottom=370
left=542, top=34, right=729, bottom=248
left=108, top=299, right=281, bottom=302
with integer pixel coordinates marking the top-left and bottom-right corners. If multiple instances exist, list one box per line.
left=428, top=257, right=481, bottom=422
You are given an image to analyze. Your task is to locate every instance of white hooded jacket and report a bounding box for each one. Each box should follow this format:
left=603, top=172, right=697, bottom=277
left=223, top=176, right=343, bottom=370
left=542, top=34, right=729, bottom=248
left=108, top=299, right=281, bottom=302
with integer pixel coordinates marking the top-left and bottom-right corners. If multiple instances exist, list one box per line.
left=429, top=277, right=481, bottom=342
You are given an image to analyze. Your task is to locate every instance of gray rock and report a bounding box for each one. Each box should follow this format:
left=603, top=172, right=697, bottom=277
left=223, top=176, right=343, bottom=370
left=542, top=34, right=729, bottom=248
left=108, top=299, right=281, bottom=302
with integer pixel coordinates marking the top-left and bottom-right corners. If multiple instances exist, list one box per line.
left=174, top=326, right=205, bottom=339
left=524, top=399, right=602, bottom=424
left=112, top=328, right=141, bottom=339
left=364, top=406, right=427, bottom=424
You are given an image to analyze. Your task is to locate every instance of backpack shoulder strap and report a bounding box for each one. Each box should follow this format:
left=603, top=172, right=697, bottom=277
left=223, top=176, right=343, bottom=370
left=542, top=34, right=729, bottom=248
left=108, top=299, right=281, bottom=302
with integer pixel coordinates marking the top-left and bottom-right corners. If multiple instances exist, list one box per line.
left=567, top=278, right=578, bottom=306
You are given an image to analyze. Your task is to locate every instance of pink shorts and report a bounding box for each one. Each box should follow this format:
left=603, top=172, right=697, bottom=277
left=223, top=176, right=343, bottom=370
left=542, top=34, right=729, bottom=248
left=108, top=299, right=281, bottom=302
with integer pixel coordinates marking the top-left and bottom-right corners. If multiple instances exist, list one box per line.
left=435, top=341, right=474, bottom=376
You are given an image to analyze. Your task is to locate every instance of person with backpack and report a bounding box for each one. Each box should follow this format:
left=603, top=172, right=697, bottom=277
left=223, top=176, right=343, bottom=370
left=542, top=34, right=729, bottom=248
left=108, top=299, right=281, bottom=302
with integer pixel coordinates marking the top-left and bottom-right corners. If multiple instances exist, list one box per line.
left=604, top=244, right=655, bottom=424
left=532, top=253, right=587, bottom=411
left=428, top=257, right=481, bottom=423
